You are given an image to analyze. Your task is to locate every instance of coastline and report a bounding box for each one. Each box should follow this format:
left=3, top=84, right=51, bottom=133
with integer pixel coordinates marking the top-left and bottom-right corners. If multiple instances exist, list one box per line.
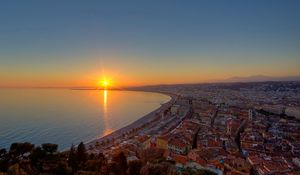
left=85, top=91, right=177, bottom=149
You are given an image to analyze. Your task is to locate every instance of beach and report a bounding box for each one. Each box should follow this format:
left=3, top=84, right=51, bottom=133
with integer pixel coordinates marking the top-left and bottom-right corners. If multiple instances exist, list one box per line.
left=85, top=91, right=176, bottom=150
left=0, top=89, right=171, bottom=150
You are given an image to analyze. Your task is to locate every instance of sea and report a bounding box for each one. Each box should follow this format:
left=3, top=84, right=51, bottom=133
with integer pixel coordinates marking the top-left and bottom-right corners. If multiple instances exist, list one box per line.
left=0, top=89, right=170, bottom=150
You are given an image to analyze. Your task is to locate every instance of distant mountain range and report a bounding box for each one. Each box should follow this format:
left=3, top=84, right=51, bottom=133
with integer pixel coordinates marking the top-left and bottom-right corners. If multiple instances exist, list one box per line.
left=224, top=75, right=300, bottom=82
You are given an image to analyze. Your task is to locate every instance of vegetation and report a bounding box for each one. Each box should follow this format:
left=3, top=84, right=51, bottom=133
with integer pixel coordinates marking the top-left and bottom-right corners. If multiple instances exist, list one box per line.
left=180, top=168, right=217, bottom=175
left=0, top=142, right=215, bottom=175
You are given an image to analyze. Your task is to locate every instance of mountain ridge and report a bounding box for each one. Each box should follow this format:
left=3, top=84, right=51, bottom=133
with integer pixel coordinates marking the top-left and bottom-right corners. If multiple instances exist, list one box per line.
left=224, top=75, right=300, bottom=82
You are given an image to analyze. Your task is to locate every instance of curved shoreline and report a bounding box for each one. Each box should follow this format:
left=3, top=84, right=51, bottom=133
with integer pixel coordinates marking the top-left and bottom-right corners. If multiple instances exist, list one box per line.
left=85, top=91, right=177, bottom=149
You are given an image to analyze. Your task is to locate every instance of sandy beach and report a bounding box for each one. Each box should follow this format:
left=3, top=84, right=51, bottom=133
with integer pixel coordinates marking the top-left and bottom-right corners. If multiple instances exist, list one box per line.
left=85, top=91, right=176, bottom=149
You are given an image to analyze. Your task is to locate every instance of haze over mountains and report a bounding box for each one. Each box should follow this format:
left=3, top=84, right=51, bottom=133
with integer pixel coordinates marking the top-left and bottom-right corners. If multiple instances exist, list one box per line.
left=224, top=75, right=300, bottom=83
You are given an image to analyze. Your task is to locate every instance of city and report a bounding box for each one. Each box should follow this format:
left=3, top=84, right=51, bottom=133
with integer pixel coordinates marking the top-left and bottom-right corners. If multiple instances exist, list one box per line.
left=83, top=81, right=300, bottom=175
left=1, top=1, right=300, bottom=175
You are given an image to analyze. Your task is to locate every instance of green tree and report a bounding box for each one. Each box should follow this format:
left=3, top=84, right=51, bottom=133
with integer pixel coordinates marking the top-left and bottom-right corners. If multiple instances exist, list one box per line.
left=107, top=161, right=119, bottom=175
left=140, top=162, right=174, bottom=175
left=7, top=163, right=28, bottom=175
left=128, top=160, right=142, bottom=175
left=55, top=161, right=71, bottom=175
left=77, top=142, right=87, bottom=166
left=9, top=143, right=34, bottom=157
left=42, top=143, right=58, bottom=154
left=29, top=146, right=45, bottom=171
left=9, top=142, right=34, bottom=163
left=0, top=148, right=9, bottom=172
left=0, top=148, right=6, bottom=158
left=112, top=152, right=128, bottom=175
left=68, top=144, right=78, bottom=172
left=97, top=153, right=107, bottom=165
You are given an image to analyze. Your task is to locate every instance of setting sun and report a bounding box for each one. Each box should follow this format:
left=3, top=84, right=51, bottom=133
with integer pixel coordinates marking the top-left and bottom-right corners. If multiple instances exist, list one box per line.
left=103, top=81, right=108, bottom=86
left=99, top=78, right=111, bottom=89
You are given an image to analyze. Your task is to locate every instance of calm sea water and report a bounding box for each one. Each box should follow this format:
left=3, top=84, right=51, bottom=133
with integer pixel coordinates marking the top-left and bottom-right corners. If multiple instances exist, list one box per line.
left=0, top=89, right=170, bottom=150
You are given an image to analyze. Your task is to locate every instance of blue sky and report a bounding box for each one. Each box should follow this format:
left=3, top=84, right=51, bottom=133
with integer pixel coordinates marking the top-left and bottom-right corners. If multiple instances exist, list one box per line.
left=0, top=0, right=299, bottom=86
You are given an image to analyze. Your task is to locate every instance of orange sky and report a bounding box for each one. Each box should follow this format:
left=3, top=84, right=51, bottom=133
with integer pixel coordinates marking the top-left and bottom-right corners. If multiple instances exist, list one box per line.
left=1, top=56, right=299, bottom=88
left=1, top=1, right=300, bottom=88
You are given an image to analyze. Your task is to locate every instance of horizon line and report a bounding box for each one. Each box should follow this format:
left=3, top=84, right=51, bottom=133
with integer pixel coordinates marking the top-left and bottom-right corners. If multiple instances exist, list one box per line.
left=1, top=80, right=300, bottom=89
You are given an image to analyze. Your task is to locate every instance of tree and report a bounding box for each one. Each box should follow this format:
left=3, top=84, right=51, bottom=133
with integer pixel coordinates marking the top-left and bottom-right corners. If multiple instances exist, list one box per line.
left=96, top=153, right=107, bottom=165
left=140, top=162, right=174, bottom=175
left=182, top=168, right=217, bottom=175
left=77, top=142, right=87, bottom=165
left=85, top=159, right=102, bottom=172
left=0, top=148, right=6, bottom=157
left=9, top=143, right=34, bottom=157
left=107, top=161, right=119, bottom=175
left=0, top=148, right=9, bottom=172
left=68, top=144, right=78, bottom=172
left=112, top=151, right=128, bottom=175
left=88, top=152, right=107, bottom=171
left=21, top=142, right=34, bottom=155
left=42, top=143, right=58, bottom=154
left=128, top=160, right=142, bottom=175
left=7, top=163, right=28, bottom=175
left=8, top=142, right=34, bottom=163
left=29, top=146, right=45, bottom=171
left=55, top=161, right=72, bottom=175
left=140, top=148, right=165, bottom=163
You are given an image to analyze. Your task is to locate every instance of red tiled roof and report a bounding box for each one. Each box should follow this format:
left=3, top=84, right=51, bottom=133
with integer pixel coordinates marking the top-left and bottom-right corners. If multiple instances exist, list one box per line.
left=171, top=154, right=188, bottom=164
left=208, top=139, right=222, bottom=148
left=168, top=138, right=187, bottom=148
left=136, top=135, right=150, bottom=143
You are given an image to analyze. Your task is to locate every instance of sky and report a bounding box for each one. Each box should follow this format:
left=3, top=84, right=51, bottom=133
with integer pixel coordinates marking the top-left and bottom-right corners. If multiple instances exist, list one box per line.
left=0, top=0, right=299, bottom=87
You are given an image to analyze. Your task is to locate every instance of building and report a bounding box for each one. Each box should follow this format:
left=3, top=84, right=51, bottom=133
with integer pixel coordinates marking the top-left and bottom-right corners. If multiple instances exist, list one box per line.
left=156, top=136, right=168, bottom=150
left=168, top=138, right=190, bottom=155
left=171, top=105, right=180, bottom=115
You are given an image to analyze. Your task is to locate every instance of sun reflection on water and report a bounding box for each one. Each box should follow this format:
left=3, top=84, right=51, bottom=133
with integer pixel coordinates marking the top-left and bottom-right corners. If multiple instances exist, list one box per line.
left=104, top=90, right=107, bottom=108
left=102, top=90, right=113, bottom=136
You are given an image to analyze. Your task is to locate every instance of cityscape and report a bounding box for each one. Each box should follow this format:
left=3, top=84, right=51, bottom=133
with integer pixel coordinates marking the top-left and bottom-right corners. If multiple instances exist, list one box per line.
left=85, top=81, right=300, bottom=175
left=1, top=1, right=300, bottom=175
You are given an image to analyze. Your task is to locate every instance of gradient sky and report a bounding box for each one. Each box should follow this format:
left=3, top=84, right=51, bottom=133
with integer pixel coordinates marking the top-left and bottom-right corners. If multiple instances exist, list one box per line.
left=0, top=0, right=299, bottom=87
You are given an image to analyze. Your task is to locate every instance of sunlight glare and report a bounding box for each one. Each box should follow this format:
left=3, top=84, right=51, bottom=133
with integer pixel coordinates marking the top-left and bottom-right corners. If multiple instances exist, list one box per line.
left=99, top=78, right=111, bottom=89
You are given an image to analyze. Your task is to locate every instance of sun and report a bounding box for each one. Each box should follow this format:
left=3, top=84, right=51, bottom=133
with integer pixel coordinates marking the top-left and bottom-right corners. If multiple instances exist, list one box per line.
left=99, top=78, right=111, bottom=89
left=103, top=81, right=108, bottom=86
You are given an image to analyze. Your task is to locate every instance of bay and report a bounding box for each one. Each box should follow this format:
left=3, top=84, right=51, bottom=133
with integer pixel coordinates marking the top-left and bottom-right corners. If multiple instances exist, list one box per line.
left=0, top=89, right=170, bottom=150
